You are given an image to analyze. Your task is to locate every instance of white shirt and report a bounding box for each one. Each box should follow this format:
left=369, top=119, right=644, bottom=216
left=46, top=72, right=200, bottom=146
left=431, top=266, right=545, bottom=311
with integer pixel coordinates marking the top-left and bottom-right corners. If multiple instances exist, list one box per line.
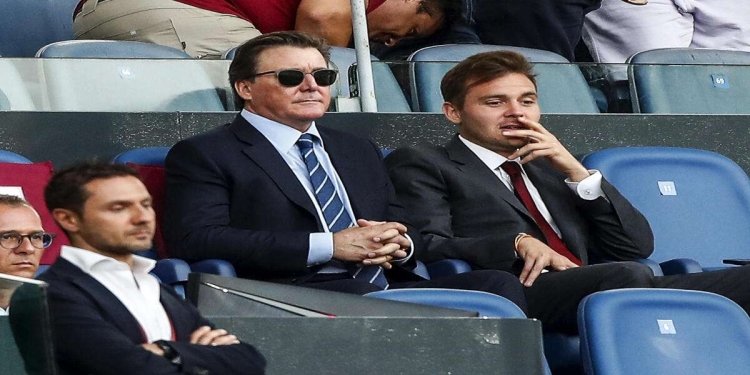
left=242, top=110, right=412, bottom=269
left=459, top=135, right=605, bottom=238
left=61, top=245, right=172, bottom=343
left=0, top=306, right=7, bottom=316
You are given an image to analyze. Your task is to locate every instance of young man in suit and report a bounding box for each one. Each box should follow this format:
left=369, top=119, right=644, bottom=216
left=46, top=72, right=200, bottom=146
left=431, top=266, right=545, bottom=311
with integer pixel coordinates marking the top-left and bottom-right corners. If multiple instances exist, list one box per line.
left=40, top=162, right=265, bottom=375
left=385, top=50, right=750, bottom=333
left=164, top=31, right=527, bottom=309
left=0, top=195, right=47, bottom=315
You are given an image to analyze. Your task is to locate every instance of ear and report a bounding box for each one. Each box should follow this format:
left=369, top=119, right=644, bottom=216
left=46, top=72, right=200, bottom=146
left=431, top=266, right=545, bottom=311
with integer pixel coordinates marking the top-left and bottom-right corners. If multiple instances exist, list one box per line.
left=442, top=102, right=462, bottom=125
left=234, top=79, right=253, bottom=102
left=52, top=208, right=81, bottom=234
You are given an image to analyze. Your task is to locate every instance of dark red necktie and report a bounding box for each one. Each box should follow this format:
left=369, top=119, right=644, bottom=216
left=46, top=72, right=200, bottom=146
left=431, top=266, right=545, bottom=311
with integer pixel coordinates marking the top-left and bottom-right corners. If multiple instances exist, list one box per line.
left=500, top=161, right=582, bottom=266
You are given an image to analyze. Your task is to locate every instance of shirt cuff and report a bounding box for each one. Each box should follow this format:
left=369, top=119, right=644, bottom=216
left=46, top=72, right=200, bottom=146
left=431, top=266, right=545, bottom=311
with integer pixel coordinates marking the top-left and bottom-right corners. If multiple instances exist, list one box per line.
left=565, top=170, right=605, bottom=201
left=390, top=233, right=414, bottom=265
left=307, top=233, right=334, bottom=266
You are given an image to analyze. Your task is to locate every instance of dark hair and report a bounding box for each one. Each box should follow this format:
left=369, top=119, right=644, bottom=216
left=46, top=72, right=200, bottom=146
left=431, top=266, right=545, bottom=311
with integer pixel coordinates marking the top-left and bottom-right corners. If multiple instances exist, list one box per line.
left=0, top=194, right=31, bottom=208
left=228, top=31, right=331, bottom=107
left=440, top=50, right=537, bottom=109
left=44, top=162, right=140, bottom=217
left=418, top=0, right=462, bottom=30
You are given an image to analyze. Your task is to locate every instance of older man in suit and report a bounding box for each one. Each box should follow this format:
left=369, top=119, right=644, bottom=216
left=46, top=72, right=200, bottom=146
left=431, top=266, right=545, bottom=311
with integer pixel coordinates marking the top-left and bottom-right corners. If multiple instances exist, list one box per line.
left=385, top=50, right=750, bottom=333
left=39, top=162, right=265, bottom=375
left=163, top=31, right=527, bottom=308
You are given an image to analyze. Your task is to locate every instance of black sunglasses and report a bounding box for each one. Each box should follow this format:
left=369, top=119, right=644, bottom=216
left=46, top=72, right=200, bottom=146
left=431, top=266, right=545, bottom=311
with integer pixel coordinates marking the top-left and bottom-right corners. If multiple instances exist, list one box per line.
left=250, top=68, right=338, bottom=87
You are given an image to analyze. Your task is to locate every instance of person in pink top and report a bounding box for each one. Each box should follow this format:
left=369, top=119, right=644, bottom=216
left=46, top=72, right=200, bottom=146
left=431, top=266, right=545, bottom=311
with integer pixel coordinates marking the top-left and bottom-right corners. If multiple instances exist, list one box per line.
left=72, top=0, right=459, bottom=58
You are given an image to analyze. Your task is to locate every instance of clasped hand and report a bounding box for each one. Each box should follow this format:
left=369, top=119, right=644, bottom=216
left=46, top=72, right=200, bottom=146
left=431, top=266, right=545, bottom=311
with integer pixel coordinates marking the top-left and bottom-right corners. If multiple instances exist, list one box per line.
left=332, top=219, right=410, bottom=269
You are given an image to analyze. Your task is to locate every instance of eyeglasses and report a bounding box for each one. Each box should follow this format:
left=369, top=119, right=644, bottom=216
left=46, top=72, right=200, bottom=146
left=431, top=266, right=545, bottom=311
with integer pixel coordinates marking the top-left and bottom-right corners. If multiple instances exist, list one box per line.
left=0, top=232, right=55, bottom=250
left=250, top=69, right=338, bottom=87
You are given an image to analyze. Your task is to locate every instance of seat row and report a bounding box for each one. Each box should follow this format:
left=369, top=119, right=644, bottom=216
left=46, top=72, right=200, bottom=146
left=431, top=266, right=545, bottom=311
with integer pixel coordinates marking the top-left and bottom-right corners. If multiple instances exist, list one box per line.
left=5, top=145, right=750, bottom=374
left=3, top=40, right=750, bottom=114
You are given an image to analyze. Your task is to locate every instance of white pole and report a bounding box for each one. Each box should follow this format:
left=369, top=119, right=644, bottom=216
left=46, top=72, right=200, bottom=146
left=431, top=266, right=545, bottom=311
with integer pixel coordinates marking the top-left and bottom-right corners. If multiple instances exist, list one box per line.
left=350, top=0, right=378, bottom=112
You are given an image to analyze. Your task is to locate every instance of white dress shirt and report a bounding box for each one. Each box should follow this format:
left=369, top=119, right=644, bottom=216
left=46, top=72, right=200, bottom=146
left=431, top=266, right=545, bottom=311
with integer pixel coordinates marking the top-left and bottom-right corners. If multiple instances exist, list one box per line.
left=0, top=306, right=7, bottom=316
left=459, top=136, right=606, bottom=238
left=242, top=110, right=412, bottom=269
left=61, top=245, right=172, bottom=343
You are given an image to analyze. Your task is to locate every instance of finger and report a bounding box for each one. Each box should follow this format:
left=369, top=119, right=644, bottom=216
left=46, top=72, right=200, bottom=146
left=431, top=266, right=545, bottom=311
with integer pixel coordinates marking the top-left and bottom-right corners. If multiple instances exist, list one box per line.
left=518, top=256, right=537, bottom=285
left=197, top=329, right=228, bottom=346
left=372, top=228, right=401, bottom=243
left=210, top=334, right=239, bottom=346
left=357, top=219, right=385, bottom=227
left=189, top=326, right=212, bottom=344
left=363, top=254, right=395, bottom=265
left=517, top=117, right=550, bottom=134
left=524, top=259, right=547, bottom=287
left=365, top=243, right=401, bottom=258
left=390, top=249, right=408, bottom=259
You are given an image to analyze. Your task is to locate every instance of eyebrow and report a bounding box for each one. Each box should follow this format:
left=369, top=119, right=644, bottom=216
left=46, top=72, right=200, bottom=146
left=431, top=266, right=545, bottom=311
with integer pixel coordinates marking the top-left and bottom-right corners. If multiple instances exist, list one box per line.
left=478, top=92, right=538, bottom=101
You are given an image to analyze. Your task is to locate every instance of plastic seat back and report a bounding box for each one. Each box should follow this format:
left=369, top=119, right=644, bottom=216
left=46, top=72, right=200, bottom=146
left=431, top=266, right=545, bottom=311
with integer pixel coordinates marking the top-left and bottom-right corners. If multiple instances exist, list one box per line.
left=0, top=60, right=36, bottom=110
left=582, top=147, right=750, bottom=269
left=36, top=40, right=191, bottom=59
left=628, top=48, right=750, bottom=114
left=408, top=44, right=599, bottom=114
left=40, top=50, right=224, bottom=111
left=579, top=288, right=750, bottom=375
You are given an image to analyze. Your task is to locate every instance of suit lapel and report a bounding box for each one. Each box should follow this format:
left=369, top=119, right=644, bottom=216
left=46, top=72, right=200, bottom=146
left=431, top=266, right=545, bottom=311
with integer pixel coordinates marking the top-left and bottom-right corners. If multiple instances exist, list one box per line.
left=445, top=136, right=533, bottom=220
left=229, top=115, right=319, bottom=220
left=52, top=258, right=146, bottom=343
left=524, top=162, right=585, bottom=258
left=320, top=128, right=366, bottom=215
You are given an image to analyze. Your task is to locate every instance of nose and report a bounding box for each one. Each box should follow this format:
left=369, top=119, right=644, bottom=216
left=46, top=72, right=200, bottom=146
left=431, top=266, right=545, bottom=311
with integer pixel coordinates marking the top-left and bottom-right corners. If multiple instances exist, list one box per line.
left=384, top=36, right=398, bottom=47
left=132, top=205, right=155, bottom=225
left=505, top=101, right=525, bottom=118
left=299, top=72, right=319, bottom=91
left=15, top=237, right=36, bottom=254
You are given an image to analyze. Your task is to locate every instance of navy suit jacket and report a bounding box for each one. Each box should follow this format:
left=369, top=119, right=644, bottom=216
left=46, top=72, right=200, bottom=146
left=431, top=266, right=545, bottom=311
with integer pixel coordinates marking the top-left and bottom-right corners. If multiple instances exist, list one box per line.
left=164, top=114, right=420, bottom=282
left=385, top=135, right=654, bottom=274
left=38, top=258, right=265, bottom=375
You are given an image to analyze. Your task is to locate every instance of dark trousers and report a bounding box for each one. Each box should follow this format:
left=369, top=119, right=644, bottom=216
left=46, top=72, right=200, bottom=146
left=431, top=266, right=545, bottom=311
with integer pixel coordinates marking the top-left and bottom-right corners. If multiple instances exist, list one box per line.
left=525, top=262, right=750, bottom=334
left=300, top=270, right=528, bottom=315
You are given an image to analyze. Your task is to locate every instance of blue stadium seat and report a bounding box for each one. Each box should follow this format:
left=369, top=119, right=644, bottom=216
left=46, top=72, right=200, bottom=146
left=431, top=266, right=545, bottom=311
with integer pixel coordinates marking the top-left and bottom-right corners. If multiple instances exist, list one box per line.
left=0, top=0, right=77, bottom=57
left=190, top=259, right=237, bottom=278
left=112, top=147, right=171, bottom=165
left=578, top=288, right=750, bottom=375
left=628, top=48, right=750, bottom=114
left=0, top=150, right=32, bottom=164
left=0, top=60, right=36, bottom=110
left=582, top=147, right=750, bottom=272
left=38, top=45, right=225, bottom=111
left=151, top=258, right=191, bottom=298
left=36, top=40, right=191, bottom=59
left=366, top=288, right=551, bottom=374
left=407, top=44, right=599, bottom=114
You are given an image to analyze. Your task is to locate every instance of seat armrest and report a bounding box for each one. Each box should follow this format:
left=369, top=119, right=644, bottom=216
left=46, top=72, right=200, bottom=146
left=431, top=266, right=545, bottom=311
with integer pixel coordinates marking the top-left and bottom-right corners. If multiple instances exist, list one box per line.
left=425, top=259, right=472, bottom=278
left=190, top=259, right=237, bottom=277
left=634, top=259, right=664, bottom=277
left=659, top=258, right=704, bottom=275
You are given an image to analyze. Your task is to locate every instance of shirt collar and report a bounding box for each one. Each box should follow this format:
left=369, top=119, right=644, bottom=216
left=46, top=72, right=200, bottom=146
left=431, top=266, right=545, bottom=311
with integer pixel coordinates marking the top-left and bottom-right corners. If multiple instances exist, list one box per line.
left=458, top=135, right=523, bottom=171
left=241, top=109, right=323, bottom=153
left=61, top=245, right=156, bottom=275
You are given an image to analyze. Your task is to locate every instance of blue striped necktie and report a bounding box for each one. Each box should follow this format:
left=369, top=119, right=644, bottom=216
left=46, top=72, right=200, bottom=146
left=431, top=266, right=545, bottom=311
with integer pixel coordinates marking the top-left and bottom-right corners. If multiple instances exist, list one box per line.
left=296, top=134, right=388, bottom=289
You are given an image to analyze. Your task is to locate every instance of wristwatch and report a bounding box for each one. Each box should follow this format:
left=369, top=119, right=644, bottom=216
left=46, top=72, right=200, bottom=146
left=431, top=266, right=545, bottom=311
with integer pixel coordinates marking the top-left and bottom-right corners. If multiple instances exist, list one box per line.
left=154, top=340, right=183, bottom=368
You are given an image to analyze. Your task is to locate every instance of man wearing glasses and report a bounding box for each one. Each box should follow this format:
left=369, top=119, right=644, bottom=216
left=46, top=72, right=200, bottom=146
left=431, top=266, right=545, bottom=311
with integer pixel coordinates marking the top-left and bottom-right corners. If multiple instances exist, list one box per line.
left=164, top=31, right=527, bottom=306
left=0, top=195, right=50, bottom=315
left=36, top=163, right=266, bottom=374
